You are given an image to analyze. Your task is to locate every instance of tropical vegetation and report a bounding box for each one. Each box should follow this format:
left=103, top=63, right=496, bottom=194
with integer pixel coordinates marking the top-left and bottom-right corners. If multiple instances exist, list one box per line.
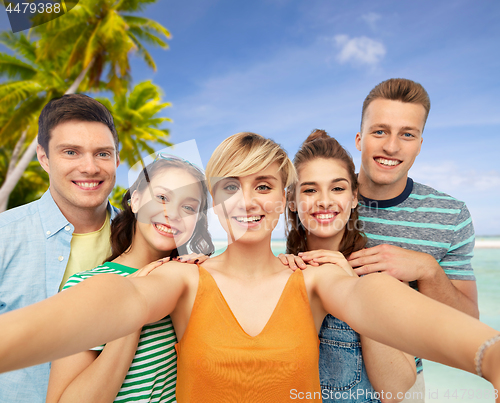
left=0, top=0, right=172, bottom=212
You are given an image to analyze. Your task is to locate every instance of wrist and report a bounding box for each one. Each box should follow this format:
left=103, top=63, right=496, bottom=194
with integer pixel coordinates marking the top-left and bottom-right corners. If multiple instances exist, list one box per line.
left=478, top=335, right=500, bottom=385
left=418, top=255, right=440, bottom=282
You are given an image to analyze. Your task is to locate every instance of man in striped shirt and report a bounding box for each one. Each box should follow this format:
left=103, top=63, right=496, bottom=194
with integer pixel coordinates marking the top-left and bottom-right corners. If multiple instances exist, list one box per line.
left=349, top=78, right=478, bottom=396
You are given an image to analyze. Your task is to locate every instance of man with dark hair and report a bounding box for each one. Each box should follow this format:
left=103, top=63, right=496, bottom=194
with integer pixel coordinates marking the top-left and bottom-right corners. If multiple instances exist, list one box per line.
left=349, top=78, right=478, bottom=400
left=0, top=94, right=120, bottom=402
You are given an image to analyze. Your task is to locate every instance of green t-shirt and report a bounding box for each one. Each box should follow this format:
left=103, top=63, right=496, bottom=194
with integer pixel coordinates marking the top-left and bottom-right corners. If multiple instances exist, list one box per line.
left=62, top=262, right=177, bottom=402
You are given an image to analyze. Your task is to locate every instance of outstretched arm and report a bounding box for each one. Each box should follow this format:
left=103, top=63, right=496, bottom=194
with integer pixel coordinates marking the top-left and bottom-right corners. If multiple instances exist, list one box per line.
left=46, top=262, right=163, bottom=403
left=348, top=245, right=479, bottom=317
left=283, top=250, right=416, bottom=401
left=0, top=261, right=192, bottom=374
left=309, top=265, right=500, bottom=389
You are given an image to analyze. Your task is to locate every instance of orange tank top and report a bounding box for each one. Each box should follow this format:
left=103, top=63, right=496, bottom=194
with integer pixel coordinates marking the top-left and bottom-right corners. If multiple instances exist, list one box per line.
left=175, top=266, right=321, bottom=402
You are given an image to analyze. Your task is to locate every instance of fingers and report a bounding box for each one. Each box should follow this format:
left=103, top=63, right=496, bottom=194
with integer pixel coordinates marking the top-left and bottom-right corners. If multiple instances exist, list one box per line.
left=353, top=264, right=387, bottom=276
left=277, top=254, right=307, bottom=271
left=347, top=245, right=381, bottom=261
left=129, top=257, right=170, bottom=278
left=299, top=250, right=346, bottom=267
left=196, top=255, right=209, bottom=264
left=298, top=250, right=343, bottom=262
left=278, top=254, right=289, bottom=266
left=313, top=256, right=347, bottom=265
left=174, top=253, right=208, bottom=264
left=293, top=256, right=307, bottom=270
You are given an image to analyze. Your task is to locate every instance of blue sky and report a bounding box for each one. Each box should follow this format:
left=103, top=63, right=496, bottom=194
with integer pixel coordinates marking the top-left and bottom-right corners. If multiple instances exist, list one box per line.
left=1, top=0, right=499, bottom=235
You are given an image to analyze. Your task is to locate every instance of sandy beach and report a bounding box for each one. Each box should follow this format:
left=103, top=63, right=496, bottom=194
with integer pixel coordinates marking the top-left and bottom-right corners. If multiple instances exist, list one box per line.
left=475, top=238, right=500, bottom=249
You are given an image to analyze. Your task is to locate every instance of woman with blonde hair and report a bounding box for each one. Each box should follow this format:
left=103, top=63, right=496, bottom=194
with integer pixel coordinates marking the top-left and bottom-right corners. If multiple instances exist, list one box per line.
left=0, top=133, right=499, bottom=403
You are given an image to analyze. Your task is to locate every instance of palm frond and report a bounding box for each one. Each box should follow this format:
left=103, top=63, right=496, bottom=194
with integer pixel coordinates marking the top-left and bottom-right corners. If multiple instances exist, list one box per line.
left=0, top=53, right=37, bottom=80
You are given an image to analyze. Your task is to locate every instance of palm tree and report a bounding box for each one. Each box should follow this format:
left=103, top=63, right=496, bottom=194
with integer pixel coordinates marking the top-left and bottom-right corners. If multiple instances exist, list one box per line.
left=0, top=104, right=49, bottom=209
left=0, top=0, right=171, bottom=212
left=109, top=184, right=127, bottom=209
left=0, top=34, right=68, bottom=210
left=37, top=0, right=171, bottom=92
left=99, top=80, right=172, bottom=168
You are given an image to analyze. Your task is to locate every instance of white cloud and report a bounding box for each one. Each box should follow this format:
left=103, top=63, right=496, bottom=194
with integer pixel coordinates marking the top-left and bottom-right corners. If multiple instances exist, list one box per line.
left=334, top=35, right=386, bottom=66
left=410, top=162, right=500, bottom=194
left=361, top=12, right=382, bottom=30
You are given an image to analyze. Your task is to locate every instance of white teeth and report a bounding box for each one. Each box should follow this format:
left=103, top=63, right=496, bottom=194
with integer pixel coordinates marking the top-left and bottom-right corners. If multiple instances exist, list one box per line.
left=155, top=223, right=178, bottom=235
left=235, top=216, right=262, bottom=223
left=375, top=158, right=401, bottom=166
left=316, top=214, right=336, bottom=219
left=76, top=182, right=100, bottom=188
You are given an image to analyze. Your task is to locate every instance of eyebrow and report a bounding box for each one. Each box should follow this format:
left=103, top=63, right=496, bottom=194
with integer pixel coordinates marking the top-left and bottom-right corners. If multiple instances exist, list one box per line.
left=400, top=126, right=421, bottom=133
left=254, top=175, right=278, bottom=182
left=369, top=124, right=421, bottom=133
left=55, top=144, right=116, bottom=152
left=300, top=178, right=349, bottom=187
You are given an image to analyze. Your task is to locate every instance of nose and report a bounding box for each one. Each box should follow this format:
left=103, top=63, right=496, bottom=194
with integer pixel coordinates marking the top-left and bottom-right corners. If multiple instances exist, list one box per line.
left=316, top=191, right=334, bottom=209
left=162, top=202, right=181, bottom=222
left=79, top=154, right=100, bottom=175
left=236, top=187, right=257, bottom=211
left=382, top=134, right=400, bottom=155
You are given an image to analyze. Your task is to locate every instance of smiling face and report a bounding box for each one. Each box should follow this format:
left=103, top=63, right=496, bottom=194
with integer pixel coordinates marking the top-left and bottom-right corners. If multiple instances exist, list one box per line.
left=356, top=98, right=425, bottom=200
left=37, top=120, right=119, bottom=215
left=212, top=162, right=285, bottom=245
left=294, top=158, right=358, bottom=248
left=131, top=167, right=202, bottom=255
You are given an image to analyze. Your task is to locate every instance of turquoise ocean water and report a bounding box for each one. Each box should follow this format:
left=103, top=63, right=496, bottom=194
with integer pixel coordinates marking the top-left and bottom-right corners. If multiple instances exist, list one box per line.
left=213, top=238, right=500, bottom=402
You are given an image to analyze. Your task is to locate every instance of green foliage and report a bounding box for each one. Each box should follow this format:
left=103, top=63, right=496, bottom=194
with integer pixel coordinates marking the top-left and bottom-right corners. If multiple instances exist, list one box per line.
left=36, top=0, right=171, bottom=92
left=109, top=184, right=127, bottom=210
left=98, top=81, right=172, bottom=168
left=0, top=0, right=171, bottom=210
left=0, top=148, right=49, bottom=209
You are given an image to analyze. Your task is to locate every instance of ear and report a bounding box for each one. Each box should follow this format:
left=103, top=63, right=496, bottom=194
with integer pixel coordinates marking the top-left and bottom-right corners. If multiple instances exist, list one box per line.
left=417, top=136, right=423, bottom=156
left=355, top=132, right=362, bottom=151
left=115, top=152, right=120, bottom=168
left=130, top=190, right=140, bottom=214
left=37, top=144, right=50, bottom=174
left=351, top=190, right=359, bottom=210
left=288, top=201, right=296, bottom=212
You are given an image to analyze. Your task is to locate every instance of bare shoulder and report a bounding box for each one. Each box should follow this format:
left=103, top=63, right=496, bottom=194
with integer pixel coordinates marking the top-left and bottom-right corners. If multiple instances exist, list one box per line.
left=302, top=263, right=354, bottom=290
left=303, top=263, right=351, bottom=279
left=148, top=261, right=199, bottom=285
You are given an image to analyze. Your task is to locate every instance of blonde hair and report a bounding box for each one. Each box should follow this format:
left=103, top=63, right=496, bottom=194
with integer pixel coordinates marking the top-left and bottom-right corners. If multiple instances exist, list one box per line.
left=205, top=132, right=296, bottom=194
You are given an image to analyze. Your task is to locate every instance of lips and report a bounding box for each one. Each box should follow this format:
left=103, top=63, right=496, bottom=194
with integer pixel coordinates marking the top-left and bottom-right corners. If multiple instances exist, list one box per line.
left=73, top=180, right=103, bottom=189
left=232, top=215, right=264, bottom=227
left=374, top=157, right=402, bottom=167
left=153, top=222, right=180, bottom=236
left=311, top=211, right=338, bottom=223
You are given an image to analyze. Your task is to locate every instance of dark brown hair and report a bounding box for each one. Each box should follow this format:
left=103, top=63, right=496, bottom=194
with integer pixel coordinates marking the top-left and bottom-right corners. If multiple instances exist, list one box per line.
left=106, top=159, right=214, bottom=262
left=38, top=94, right=118, bottom=155
left=361, top=78, right=431, bottom=131
left=286, top=129, right=366, bottom=257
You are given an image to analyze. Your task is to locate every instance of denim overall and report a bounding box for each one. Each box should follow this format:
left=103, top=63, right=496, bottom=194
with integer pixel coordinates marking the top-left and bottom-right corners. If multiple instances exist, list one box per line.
left=319, top=315, right=381, bottom=403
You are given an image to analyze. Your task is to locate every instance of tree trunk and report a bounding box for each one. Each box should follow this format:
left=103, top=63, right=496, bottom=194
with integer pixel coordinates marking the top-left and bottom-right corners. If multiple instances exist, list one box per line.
left=0, top=59, right=94, bottom=213
left=7, top=130, right=27, bottom=178
left=0, top=137, right=38, bottom=212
